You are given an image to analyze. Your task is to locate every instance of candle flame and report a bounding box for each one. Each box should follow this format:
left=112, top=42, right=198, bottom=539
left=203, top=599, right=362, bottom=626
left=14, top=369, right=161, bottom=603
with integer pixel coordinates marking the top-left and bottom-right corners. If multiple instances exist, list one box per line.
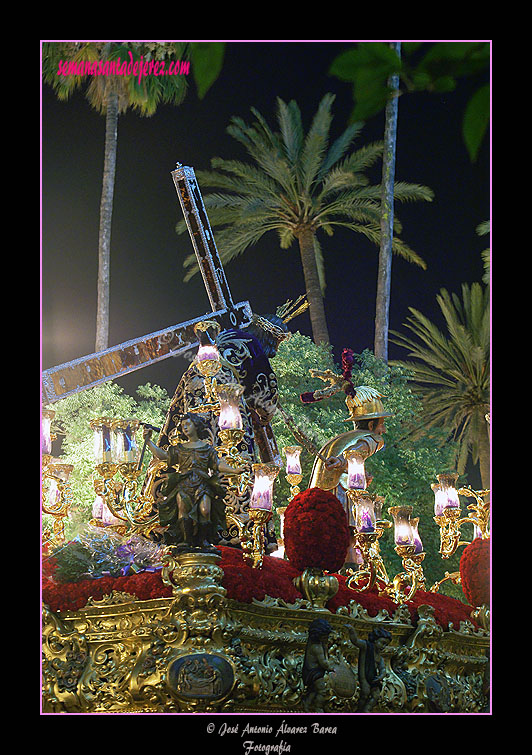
left=218, top=404, right=243, bottom=430
left=346, top=452, right=366, bottom=490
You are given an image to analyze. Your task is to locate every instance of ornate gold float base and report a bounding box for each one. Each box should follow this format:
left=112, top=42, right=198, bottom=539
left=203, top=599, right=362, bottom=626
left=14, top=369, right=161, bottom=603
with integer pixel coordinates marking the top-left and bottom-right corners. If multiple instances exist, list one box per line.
left=42, top=552, right=489, bottom=714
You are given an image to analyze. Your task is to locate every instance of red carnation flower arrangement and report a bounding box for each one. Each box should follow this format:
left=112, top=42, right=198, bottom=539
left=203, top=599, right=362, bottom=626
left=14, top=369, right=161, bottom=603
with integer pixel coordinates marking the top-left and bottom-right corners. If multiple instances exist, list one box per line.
left=283, top=487, right=350, bottom=573
left=459, top=537, right=490, bottom=607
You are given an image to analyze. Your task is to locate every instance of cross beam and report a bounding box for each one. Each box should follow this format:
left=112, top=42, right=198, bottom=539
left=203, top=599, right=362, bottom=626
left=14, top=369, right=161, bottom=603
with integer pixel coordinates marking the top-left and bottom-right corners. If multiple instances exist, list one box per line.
left=41, top=303, right=252, bottom=404
left=171, top=163, right=239, bottom=325
left=42, top=164, right=251, bottom=405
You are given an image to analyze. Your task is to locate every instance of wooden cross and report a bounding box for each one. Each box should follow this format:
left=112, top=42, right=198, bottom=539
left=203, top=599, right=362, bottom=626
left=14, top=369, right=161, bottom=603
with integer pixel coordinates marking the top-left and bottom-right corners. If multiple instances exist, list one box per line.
left=42, top=163, right=252, bottom=405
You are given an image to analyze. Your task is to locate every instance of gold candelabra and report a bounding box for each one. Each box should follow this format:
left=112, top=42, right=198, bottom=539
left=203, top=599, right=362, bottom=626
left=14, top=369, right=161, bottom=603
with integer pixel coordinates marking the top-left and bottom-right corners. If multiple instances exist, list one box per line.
left=189, top=321, right=222, bottom=414
left=217, top=427, right=253, bottom=494
left=285, top=472, right=303, bottom=499
left=41, top=408, right=74, bottom=549
left=381, top=543, right=427, bottom=604
left=379, top=507, right=426, bottom=604
left=345, top=492, right=426, bottom=605
left=283, top=445, right=303, bottom=500
left=89, top=418, right=159, bottom=536
left=345, top=490, right=392, bottom=593
left=215, top=382, right=253, bottom=495
left=432, top=473, right=490, bottom=559
left=341, top=469, right=490, bottom=601
left=241, top=508, right=273, bottom=569
left=238, top=463, right=281, bottom=568
left=429, top=473, right=490, bottom=593
left=42, top=455, right=74, bottom=549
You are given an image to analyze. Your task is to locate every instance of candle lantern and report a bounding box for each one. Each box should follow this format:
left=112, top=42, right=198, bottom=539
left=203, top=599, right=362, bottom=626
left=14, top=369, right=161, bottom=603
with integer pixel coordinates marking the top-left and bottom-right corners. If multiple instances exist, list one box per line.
left=196, top=342, right=221, bottom=373
left=215, top=383, right=251, bottom=495
left=217, top=383, right=244, bottom=430
left=344, top=449, right=367, bottom=490
left=250, top=463, right=280, bottom=511
left=283, top=446, right=303, bottom=500
left=432, top=485, right=448, bottom=517
left=284, top=446, right=302, bottom=476
left=389, top=505, right=414, bottom=546
left=355, top=495, right=377, bottom=533
left=345, top=493, right=379, bottom=592
left=112, top=419, right=140, bottom=464
left=432, top=473, right=460, bottom=515
left=41, top=408, right=55, bottom=455
left=243, top=463, right=281, bottom=569
left=90, top=418, right=116, bottom=465
left=194, top=320, right=222, bottom=376
left=190, top=322, right=223, bottom=413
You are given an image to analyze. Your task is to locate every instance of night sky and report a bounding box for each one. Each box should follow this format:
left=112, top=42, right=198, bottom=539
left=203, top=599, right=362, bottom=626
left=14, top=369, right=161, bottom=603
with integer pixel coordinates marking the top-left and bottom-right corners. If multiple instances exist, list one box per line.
left=41, top=41, right=490, bottom=400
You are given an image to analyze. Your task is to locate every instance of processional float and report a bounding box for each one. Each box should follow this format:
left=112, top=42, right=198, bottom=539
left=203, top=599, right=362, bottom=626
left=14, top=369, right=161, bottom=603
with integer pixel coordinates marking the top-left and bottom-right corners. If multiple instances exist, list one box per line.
left=41, top=163, right=490, bottom=715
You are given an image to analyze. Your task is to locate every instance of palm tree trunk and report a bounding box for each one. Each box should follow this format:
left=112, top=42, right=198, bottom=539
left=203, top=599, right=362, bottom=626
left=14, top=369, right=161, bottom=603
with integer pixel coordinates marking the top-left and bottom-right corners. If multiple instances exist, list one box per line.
left=374, top=42, right=401, bottom=363
left=95, top=90, right=118, bottom=352
left=478, top=419, right=490, bottom=489
left=297, top=227, right=330, bottom=345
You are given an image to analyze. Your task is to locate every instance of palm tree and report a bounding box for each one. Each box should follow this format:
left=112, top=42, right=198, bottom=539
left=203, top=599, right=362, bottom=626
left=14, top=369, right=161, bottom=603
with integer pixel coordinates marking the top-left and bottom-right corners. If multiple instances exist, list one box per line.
left=390, top=281, right=490, bottom=487
left=179, top=93, right=434, bottom=345
left=42, top=41, right=189, bottom=352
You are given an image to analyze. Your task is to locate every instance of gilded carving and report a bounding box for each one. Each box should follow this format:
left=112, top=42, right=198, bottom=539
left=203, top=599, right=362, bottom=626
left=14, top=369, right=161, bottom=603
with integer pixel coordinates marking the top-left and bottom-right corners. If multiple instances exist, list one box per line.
left=42, top=554, right=489, bottom=713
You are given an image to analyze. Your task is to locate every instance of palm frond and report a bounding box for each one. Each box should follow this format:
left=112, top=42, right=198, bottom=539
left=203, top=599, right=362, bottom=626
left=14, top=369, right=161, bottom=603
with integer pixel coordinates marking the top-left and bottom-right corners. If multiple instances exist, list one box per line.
left=278, top=226, right=296, bottom=250
left=314, top=197, right=382, bottom=226
left=277, top=98, right=303, bottom=168
left=391, top=182, right=435, bottom=203
left=299, top=93, right=335, bottom=194
left=390, top=283, right=489, bottom=472
left=232, top=125, right=300, bottom=204
left=335, top=141, right=384, bottom=173
left=318, top=120, right=365, bottom=180
left=317, top=166, right=370, bottom=200
left=390, top=237, right=427, bottom=269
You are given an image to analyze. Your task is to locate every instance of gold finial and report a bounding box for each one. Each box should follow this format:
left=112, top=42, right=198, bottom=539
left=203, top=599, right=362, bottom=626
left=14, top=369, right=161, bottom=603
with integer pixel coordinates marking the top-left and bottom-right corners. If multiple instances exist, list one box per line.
left=275, top=295, right=309, bottom=324
left=193, top=320, right=221, bottom=336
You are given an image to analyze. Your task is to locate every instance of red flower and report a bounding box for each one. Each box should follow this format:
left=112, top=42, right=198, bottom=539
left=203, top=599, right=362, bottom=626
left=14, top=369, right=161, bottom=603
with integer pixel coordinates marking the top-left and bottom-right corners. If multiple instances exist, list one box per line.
left=219, top=546, right=302, bottom=604
left=460, top=537, right=490, bottom=607
left=41, top=540, right=480, bottom=630
left=283, top=487, right=350, bottom=573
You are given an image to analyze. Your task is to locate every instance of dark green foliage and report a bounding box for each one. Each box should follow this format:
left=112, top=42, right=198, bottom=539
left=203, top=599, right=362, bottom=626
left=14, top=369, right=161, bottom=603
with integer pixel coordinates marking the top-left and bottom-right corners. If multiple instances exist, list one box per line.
left=329, top=41, right=490, bottom=161
left=271, top=335, right=464, bottom=599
